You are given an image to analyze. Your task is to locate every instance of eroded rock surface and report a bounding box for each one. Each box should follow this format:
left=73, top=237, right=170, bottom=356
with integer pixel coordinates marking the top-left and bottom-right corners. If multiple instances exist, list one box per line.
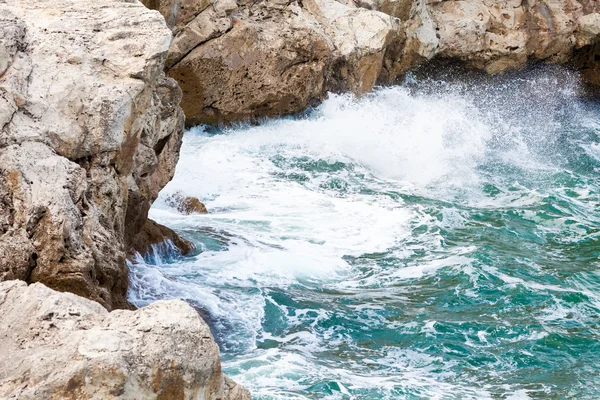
left=0, top=0, right=185, bottom=309
left=0, top=280, right=250, bottom=400
left=143, top=0, right=405, bottom=124
left=424, top=0, right=600, bottom=75
left=143, top=0, right=600, bottom=124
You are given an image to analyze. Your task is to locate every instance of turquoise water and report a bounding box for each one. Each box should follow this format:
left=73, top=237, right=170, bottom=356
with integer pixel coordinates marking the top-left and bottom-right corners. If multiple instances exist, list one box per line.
left=129, top=67, right=600, bottom=399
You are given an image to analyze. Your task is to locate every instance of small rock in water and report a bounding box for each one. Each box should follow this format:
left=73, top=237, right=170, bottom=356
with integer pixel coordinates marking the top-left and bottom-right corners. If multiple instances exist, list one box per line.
left=129, top=219, right=195, bottom=257
left=180, top=196, right=208, bottom=214
left=166, top=191, right=208, bottom=214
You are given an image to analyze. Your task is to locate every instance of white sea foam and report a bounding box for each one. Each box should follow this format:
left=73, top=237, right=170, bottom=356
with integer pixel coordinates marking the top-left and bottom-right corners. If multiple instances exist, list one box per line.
left=128, top=68, right=600, bottom=399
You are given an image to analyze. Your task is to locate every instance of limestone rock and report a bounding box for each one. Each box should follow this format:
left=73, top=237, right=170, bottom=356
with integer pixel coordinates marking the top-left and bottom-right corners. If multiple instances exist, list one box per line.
left=143, top=0, right=600, bottom=125
left=164, top=191, right=209, bottom=216
left=576, top=13, right=600, bottom=47
left=147, top=0, right=404, bottom=124
left=0, top=0, right=185, bottom=309
left=307, top=0, right=404, bottom=93
left=168, top=10, right=333, bottom=125
left=180, top=197, right=208, bottom=214
left=141, top=0, right=213, bottom=34
left=0, top=280, right=250, bottom=400
left=399, top=0, right=600, bottom=75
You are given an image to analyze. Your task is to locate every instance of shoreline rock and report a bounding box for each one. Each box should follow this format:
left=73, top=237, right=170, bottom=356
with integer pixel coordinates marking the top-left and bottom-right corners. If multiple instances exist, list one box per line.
left=165, top=191, right=209, bottom=215
left=0, top=0, right=187, bottom=310
left=0, top=280, right=250, bottom=400
left=130, top=218, right=196, bottom=257
left=143, top=0, right=600, bottom=125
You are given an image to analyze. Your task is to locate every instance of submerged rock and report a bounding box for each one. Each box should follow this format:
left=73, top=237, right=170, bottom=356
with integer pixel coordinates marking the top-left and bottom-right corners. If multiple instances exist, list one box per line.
left=143, top=0, right=600, bottom=124
left=0, top=280, right=250, bottom=400
left=130, top=218, right=195, bottom=257
left=0, top=0, right=187, bottom=309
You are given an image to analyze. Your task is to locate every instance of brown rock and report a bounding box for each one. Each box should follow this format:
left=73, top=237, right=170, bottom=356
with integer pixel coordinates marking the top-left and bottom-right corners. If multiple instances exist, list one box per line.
left=401, top=0, right=600, bottom=78
left=141, top=0, right=213, bottom=35
left=180, top=197, right=209, bottom=214
left=130, top=219, right=195, bottom=257
left=169, top=15, right=333, bottom=125
left=143, top=0, right=600, bottom=126
left=165, top=191, right=209, bottom=214
left=148, top=0, right=403, bottom=125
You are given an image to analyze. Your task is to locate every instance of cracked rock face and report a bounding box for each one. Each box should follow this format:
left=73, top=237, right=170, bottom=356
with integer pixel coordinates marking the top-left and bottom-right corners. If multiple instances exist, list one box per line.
left=144, top=0, right=600, bottom=125
left=0, top=0, right=185, bottom=310
left=0, top=280, right=250, bottom=400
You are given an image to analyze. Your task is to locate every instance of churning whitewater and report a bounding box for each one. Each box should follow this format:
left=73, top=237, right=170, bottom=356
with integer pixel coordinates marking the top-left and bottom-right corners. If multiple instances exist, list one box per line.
left=129, top=67, right=600, bottom=399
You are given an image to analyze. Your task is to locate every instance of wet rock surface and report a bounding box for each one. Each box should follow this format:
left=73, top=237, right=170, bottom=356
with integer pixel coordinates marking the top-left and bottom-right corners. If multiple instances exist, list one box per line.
left=130, top=218, right=195, bottom=257
left=166, top=191, right=209, bottom=214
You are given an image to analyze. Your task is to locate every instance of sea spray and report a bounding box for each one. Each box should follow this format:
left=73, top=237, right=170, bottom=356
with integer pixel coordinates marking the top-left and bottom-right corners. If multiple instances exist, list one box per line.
left=130, top=67, right=600, bottom=399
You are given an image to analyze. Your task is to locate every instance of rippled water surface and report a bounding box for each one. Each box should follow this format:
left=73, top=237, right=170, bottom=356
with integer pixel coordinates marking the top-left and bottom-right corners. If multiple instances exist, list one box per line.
left=129, top=68, right=600, bottom=399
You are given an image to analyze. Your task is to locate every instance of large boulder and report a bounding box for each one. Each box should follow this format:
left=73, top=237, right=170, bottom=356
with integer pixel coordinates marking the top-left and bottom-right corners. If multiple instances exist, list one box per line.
left=0, top=0, right=187, bottom=309
left=168, top=8, right=334, bottom=125
left=424, top=0, right=599, bottom=74
left=0, top=280, right=250, bottom=399
left=144, top=0, right=404, bottom=124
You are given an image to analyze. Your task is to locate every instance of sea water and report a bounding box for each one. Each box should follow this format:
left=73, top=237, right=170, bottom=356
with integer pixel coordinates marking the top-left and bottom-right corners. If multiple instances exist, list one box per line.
left=129, top=67, right=600, bottom=399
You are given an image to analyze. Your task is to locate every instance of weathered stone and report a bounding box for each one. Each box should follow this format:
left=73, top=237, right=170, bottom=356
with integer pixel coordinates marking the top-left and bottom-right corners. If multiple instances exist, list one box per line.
left=169, top=12, right=333, bottom=125
left=307, top=0, right=404, bottom=93
left=149, top=0, right=404, bottom=124
left=143, top=0, right=600, bottom=125
left=180, top=197, right=208, bottom=214
left=0, top=280, right=250, bottom=400
left=165, top=6, right=234, bottom=69
left=141, top=0, right=213, bottom=35
left=403, top=0, right=600, bottom=75
left=0, top=0, right=185, bottom=310
left=576, top=13, right=600, bottom=47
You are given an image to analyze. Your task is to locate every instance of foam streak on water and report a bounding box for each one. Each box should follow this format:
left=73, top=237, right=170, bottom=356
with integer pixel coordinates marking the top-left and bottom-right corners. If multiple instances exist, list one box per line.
left=128, top=67, right=600, bottom=399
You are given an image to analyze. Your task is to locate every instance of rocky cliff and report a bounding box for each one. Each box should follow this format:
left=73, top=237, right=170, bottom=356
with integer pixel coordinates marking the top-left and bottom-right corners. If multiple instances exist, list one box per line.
left=0, top=0, right=187, bottom=310
left=0, top=280, right=250, bottom=399
left=143, top=0, right=600, bottom=125
left=0, top=1, right=250, bottom=397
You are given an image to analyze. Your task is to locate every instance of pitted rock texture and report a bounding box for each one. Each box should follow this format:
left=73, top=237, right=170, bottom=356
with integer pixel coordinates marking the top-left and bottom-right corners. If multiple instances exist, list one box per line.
left=0, top=0, right=186, bottom=309
left=0, top=280, right=251, bottom=400
left=143, top=0, right=404, bottom=124
left=143, top=0, right=600, bottom=124
left=422, top=0, right=600, bottom=74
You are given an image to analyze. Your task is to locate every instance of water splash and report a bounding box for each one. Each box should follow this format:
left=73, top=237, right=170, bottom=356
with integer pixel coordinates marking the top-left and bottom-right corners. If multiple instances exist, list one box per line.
left=129, top=67, right=600, bottom=399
